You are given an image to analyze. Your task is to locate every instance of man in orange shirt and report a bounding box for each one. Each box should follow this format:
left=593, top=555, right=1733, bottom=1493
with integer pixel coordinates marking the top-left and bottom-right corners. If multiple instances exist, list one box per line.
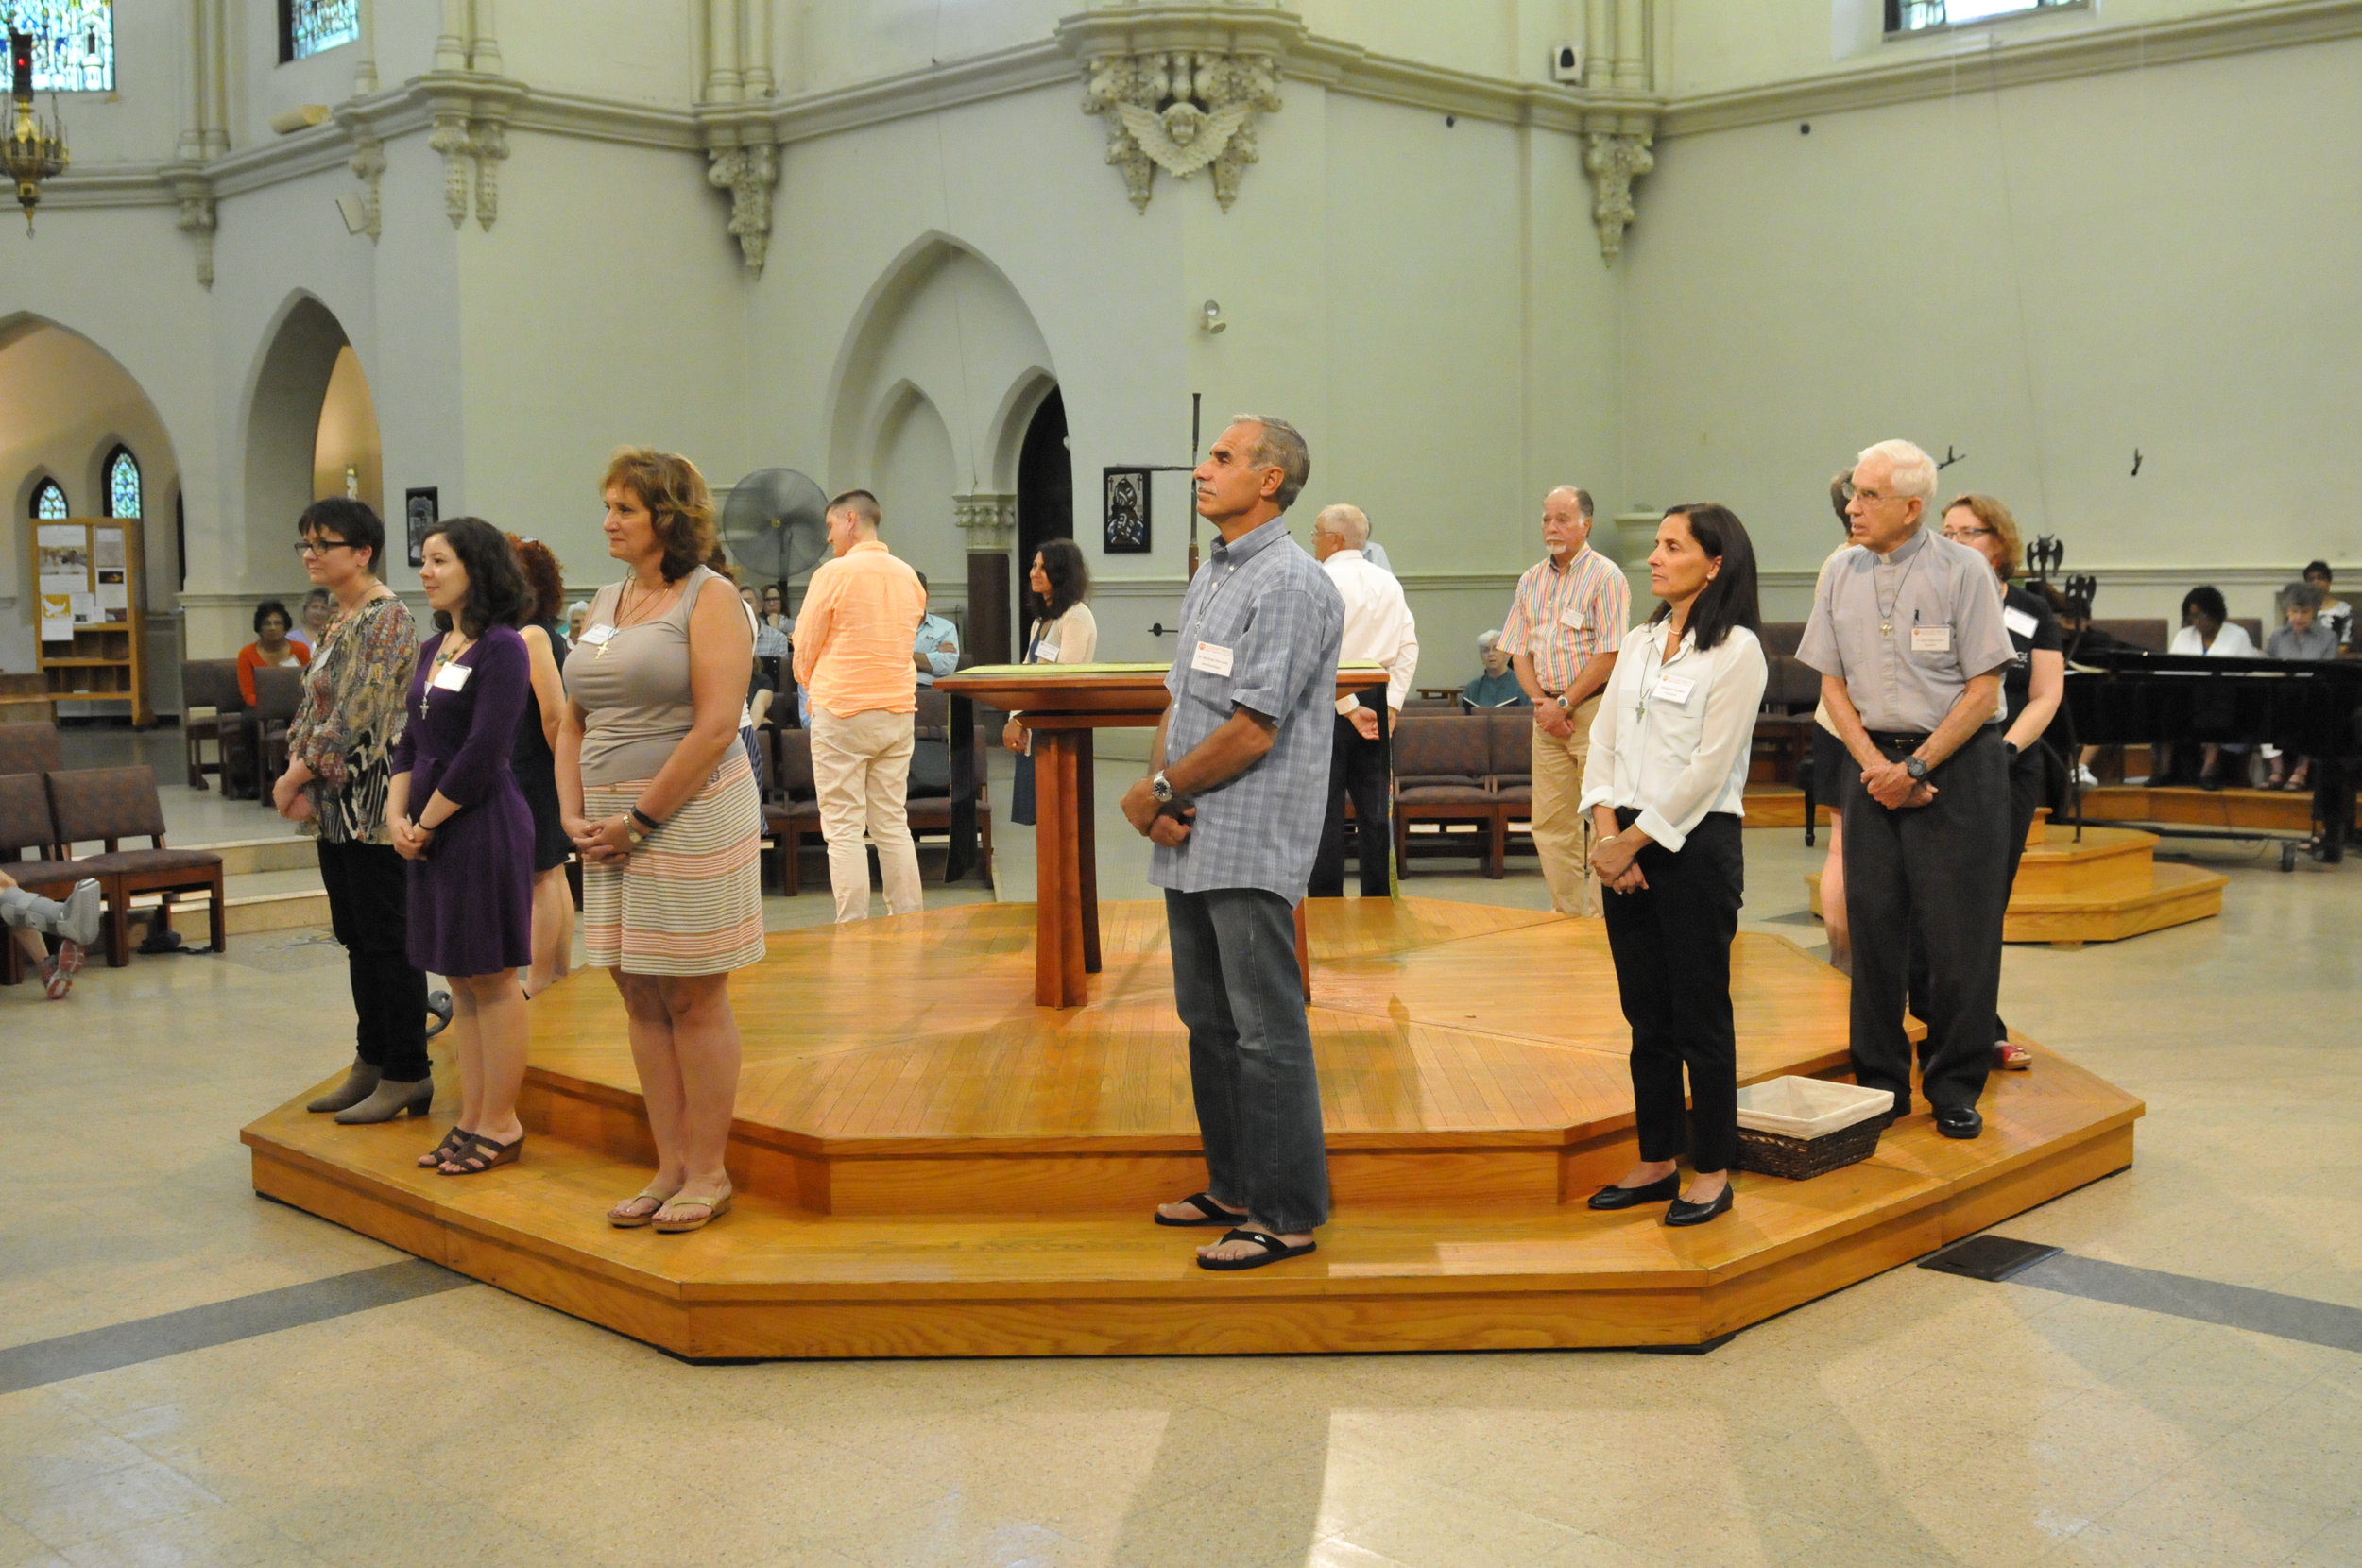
left=792, top=490, right=929, bottom=923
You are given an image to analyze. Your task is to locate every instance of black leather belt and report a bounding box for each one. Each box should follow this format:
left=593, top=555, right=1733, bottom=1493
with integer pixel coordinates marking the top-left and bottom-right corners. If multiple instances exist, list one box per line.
left=1865, top=731, right=1931, bottom=750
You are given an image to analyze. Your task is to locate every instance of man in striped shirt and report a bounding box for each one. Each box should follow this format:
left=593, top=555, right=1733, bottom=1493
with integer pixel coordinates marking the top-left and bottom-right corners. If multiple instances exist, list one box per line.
left=1499, top=486, right=1629, bottom=916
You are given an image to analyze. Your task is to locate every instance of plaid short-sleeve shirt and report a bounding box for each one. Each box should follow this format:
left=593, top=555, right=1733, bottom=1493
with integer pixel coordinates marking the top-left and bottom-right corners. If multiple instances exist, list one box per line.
left=1152, top=515, right=1345, bottom=904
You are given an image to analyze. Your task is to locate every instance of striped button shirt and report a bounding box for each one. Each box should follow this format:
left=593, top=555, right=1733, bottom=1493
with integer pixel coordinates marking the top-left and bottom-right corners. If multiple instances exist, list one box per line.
left=1498, top=544, right=1631, bottom=693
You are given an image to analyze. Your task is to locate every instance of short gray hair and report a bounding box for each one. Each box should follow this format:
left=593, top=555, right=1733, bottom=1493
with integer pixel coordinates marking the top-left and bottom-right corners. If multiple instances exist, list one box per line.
left=1546, top=485, right=1595, bottom=519
left=1857, top=439, right=1938, bottom=503
left=1477, top=628, right=1501, bottom=651
left=2286, top=581, right=2325, bottom=613
left=1231, top=414, right=1310, bottom=511
left=1314, top=503, right=1369, bottom=546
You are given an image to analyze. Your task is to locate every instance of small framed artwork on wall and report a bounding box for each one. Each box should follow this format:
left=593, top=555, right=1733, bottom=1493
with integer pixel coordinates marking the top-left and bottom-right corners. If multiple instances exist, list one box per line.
left=404, top=487, right=438, bottom=568
left=1104, top=468, right=1151, bottom=554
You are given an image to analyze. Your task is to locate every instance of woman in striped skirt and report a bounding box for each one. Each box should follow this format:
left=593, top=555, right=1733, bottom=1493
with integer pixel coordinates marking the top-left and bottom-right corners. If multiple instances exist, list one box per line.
left=558, top=449, right=763, bottom=1235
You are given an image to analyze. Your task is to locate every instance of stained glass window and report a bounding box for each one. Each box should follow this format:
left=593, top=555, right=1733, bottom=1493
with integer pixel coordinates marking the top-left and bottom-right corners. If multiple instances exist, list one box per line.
left=104, top=446, right=139, bottom=518
left=1888, top=0, right=2081, bottom=31
left=280, top=0, right=358, bottom=63
left=3, top=2, right=112, bottom=92
left=31, top=478, right=67, bottom=520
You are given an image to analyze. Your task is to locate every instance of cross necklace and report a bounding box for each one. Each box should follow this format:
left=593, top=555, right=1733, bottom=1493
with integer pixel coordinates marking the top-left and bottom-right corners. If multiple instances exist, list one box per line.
left=1874, top=547, right=1924, bottom=638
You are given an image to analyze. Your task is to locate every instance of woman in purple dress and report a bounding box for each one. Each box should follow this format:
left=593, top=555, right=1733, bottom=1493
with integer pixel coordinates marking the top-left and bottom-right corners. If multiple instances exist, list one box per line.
left=388, top=518, right=536, bottom=1176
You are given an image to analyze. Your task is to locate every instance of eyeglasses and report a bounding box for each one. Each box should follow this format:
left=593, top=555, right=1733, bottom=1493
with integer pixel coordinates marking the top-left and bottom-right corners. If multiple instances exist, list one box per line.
left=1941, top=525, right=1994, bottom=541
left=1841, top=485, right=1896, bottom=505
left=293, top=540, right=355, bottom=558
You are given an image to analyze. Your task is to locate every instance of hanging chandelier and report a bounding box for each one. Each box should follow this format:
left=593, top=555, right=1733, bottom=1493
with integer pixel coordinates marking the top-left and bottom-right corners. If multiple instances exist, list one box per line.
left=4, top=29, right=70, bottom=234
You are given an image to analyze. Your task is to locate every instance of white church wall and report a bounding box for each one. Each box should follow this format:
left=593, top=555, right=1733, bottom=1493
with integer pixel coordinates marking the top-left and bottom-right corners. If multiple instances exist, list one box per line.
left=782, top=0, right=1073, bottom=95
left=32, top=1, right=185, bottom=165
left=1625, top=32, right=2362, bottom=629
left=498, top=0, right=700, bottom=104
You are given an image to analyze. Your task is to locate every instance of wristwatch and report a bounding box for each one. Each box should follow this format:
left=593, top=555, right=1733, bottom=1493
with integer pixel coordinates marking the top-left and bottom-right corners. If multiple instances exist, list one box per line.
left=1904, top=757, right=1930, bottom=781
left=1149, top=771, right=1174, bottom=804
left=1554, top=692, right=1572, bottom=711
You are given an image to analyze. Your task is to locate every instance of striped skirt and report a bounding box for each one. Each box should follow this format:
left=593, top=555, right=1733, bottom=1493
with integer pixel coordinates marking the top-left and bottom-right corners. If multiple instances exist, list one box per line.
left=581, top=751, right=766, bottom=977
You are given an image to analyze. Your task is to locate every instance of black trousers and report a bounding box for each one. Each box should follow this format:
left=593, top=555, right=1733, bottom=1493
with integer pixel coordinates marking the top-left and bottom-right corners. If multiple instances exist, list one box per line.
left=1601, top=810, right=1743, bottom=1173
left=1844, top=727, right=2011, bottom=1116
left=1309, top=716, right=1391, bottom=898
left=316, top=839, right=431, bottom=1082
left=1908, top=741, right=2048, bottom=1047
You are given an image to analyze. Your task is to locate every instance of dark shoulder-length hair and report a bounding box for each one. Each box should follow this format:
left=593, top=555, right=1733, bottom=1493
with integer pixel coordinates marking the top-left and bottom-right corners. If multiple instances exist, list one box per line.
left=2182, top=585, right=2227, bottom=625
left=602, top=447, right=716, bottom=583
left=1648, top=503, right=1761, bottom=653
left=1036, top=537, right=1090, bottom=622
left=426, top=517, right=529, bottom=636
left=252, top=598, right=293, bottom=636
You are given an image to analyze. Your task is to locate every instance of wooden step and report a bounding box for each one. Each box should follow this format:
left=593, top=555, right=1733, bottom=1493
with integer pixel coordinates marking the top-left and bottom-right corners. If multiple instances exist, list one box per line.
left=243, top=898, right=2142, bottom=1358
left=2078, top=784, right=2353, bottom=835
left=2001, top=861, right=2226, bottom=946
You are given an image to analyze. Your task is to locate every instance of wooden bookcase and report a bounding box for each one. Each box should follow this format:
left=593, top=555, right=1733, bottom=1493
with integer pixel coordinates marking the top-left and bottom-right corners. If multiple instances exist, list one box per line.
left=28, top=516, right=151, bottom=726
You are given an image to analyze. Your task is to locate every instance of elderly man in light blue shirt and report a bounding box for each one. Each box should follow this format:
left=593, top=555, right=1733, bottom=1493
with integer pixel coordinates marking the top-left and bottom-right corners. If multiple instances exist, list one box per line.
left=912, top=572, right=960, bottom=687
left=1121, top=415, right=1344, bottom=1274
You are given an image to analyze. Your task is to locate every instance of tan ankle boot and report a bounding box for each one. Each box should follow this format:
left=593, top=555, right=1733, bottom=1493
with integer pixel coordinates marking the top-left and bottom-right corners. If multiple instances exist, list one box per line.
left=306, top=1058, right=381, bottom=1114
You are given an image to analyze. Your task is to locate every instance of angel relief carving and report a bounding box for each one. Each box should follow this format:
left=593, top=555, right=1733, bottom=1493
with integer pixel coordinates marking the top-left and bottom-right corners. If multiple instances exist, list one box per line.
left=1082, top=48, right=1281, bottom=212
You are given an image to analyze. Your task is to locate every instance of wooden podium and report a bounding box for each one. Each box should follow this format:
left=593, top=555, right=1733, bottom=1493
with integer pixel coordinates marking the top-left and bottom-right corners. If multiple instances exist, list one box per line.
left=937, top=663, right=1387, bottom=1007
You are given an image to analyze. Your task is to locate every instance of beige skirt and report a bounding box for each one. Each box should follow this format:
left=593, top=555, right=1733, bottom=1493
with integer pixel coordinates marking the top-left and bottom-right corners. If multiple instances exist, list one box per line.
left=580, top=751, right=765, bottom=977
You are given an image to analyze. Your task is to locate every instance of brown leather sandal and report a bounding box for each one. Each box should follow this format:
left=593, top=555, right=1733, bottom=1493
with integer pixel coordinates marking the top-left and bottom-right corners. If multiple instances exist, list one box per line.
left=417, top=1127, right=472, bottom=1169
left=437, top=1131, right=522, bottom=1175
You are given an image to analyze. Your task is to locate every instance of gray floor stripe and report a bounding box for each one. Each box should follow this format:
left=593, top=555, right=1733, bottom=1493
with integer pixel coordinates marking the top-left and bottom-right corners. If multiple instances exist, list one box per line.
left=2013, top=1253, right=2362, bottom=1354
left=0, top=1259, right=473, bottom=1395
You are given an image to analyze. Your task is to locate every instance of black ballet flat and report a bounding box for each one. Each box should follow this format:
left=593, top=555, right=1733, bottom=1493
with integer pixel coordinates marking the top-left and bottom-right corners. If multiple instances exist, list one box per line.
left=1586, top=1175, right=1681, bottom=1211
left=1664, top=1185, right=1735, bottom=1227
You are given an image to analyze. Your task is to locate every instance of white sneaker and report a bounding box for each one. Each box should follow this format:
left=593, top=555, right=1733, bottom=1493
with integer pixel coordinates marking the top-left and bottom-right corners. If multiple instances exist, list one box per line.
left=2073, top=765, right=2099, bottom=788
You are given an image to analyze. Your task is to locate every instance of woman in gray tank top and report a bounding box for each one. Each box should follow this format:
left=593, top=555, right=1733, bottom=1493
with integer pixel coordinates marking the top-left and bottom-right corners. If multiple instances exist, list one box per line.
left=557, top=448, right=761, bottom=1235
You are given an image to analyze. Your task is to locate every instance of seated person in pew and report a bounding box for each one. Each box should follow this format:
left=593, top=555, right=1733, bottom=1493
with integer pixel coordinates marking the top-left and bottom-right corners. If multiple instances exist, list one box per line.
left=2264, top=581, right=2339, bottom=791
left=1, top=871, right=101, bottom=1001
left=236, top=599, right=312, bottom=706
left=1460, top=630, right=1528, bottom=710
left=2303, top=560, right=2351, bottom=650
left=2161, top=586, right=2257, bottom=789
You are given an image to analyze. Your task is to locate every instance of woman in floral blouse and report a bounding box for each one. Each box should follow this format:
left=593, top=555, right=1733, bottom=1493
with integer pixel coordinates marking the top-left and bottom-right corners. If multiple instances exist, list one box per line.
left=272, top=499, right=433, bottom=1125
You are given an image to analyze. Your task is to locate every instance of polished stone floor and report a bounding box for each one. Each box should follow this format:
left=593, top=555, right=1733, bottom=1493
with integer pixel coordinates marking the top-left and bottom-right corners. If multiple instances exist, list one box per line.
left=3, top=741, right=2357, bottom=1567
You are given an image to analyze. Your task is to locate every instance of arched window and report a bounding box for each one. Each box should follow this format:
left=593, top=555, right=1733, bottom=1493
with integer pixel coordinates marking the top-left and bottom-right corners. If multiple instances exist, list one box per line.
left=7, top=2, right=114, bottom=92
left=279, top=0, right=358, bottom=62
left=31, top=478, right=68, bottom=520
left=103, top=445, right=141, bottom=518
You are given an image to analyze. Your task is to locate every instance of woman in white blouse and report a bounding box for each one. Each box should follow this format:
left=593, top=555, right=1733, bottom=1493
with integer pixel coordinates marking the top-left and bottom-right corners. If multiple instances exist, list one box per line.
left=2163, top=585, right=2257, bottom=788
left=1579, top=504, right=1767, bottom=1229
left=1004, top=539, right=1099, bottom=826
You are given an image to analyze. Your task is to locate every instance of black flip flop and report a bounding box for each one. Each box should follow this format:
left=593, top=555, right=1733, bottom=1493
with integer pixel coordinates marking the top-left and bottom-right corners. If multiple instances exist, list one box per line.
left=1155, top=1192, right=1249, bottom=1228
left=1197, top=1227, right=1317, bottom=1271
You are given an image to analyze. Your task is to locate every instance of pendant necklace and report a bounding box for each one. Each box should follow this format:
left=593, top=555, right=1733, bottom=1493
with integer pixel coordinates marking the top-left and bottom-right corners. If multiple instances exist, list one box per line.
left=1874, top=547, right=1924, bottom=638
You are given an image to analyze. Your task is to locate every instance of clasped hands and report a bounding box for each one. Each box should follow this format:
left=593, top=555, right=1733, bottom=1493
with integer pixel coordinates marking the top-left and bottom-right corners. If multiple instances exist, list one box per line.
left=1589, top=826, right=1648, bottom=895
left=1533, top=701, right=1574, bottom=740
left=1119, top=779, right=1195, bottom=848
left=389, top=815, right=436, bottom=861
left=566, top=812, right=637, bottom=865
left=1861, top=758, right=1938, bottom=810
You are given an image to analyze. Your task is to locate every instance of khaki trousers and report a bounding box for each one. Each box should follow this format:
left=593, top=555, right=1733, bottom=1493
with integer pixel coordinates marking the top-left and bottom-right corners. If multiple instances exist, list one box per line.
left=1528, top=696, right=1602, bottom=918
left=809, top=707, right=925, bottom=924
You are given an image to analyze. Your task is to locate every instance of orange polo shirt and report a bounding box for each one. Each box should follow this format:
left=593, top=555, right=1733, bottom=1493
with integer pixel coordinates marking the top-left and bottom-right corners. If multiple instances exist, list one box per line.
left=792, top=539, right=928, bottom=718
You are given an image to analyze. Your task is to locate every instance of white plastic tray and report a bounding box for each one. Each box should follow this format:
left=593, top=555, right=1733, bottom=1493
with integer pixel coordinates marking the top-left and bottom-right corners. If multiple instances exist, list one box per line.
left=1735, top=1076, right=1893, bottom=1140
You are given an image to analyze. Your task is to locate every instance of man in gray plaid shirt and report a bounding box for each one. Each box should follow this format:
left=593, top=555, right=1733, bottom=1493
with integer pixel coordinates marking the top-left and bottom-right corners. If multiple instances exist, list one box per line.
left=1121, top=415, right=1344, bottom=1271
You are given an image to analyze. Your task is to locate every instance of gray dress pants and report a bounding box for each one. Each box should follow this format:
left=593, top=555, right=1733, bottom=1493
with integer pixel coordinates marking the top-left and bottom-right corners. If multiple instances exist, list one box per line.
left=1164, top=887, right=1330, bottom=1234
left=1841, top=726, right=2011, bottom=1116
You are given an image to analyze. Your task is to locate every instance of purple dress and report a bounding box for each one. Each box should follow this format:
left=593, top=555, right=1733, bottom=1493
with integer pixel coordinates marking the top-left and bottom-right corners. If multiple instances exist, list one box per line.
left=390, top=625, right=535, bottom=978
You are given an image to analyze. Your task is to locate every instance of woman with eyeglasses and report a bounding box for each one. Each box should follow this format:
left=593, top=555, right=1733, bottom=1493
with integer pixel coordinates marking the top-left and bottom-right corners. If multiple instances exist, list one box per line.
left=275, top=500, right=435, bottom=1125
left=1935, top=494, right=2060, bottom=1072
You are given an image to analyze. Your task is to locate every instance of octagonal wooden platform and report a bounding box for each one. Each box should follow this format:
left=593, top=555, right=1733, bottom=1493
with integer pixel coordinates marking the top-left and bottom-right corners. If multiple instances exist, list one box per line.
left=242, top=899, right=2142, bottom=1358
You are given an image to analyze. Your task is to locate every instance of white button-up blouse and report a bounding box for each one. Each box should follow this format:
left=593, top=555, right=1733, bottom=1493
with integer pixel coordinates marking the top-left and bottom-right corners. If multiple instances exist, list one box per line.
left=1579, top=620, right=1768, bottom=852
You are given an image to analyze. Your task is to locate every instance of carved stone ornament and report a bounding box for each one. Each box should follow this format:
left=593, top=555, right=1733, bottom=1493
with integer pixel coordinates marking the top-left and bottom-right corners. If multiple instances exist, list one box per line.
left=953, top=494, right=1018, bottom=552
left=165, top=166, right=216, bottom=288
left=1583, top=127, right=1654, bottom=263
left=347, top=128, right=386, bottom=242
left=1057, top=6, right=1304, bottom=213
left=470, top=118, right=508, bottom=231
left=427, top=112, right=475, bottom=227
left=706, top=139, right=780, bottom=272
left=421, top=76, right=521, bottom=230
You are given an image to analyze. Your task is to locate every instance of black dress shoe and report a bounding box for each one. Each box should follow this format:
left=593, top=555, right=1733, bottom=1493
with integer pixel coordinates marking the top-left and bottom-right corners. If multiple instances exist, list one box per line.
left=1587, top=1174, right=1680, bottom=1210
left=1664, top=1184, right=1735, bottom=1227
left=1934, top=1106, right=1983, bottom=1139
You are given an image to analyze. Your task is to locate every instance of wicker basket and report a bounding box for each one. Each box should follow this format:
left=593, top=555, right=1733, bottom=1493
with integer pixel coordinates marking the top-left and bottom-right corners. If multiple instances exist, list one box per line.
left=1733, top=1076, right=1892, bottom=1180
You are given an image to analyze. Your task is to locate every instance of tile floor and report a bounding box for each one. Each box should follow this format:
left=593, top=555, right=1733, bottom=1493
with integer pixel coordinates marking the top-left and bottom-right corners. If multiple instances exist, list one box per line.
left=4, top=740, right=2357, bottom=1566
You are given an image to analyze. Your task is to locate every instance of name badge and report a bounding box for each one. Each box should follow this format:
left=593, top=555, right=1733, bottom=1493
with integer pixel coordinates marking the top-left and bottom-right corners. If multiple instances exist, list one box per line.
left=2003, top=606, right=2038, bottom=639
left=578, top=623, right=616, bottom=647
left=1910, top=625, right=1952, bottom=654
left=1559, top=606, right=1586, bottom=632
left=1190, top=640, right=1234, bottom=677
left=1653, top=673, right=1697, bottom=706
left=1036, top=642, right=1060, bottom=663
left=430, top=661, right=472, bottom=692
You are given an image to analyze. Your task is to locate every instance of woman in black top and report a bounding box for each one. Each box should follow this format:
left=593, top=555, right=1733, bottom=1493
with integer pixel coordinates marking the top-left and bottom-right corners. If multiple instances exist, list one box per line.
left=1937, top=496, right=2061, bottom=1072
left=508, top=535, right=575, bottom=997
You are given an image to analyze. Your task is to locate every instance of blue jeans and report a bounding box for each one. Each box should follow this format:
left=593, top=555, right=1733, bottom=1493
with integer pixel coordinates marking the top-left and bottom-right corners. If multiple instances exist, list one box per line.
left=1164, top=887, right=1330, bottom=1234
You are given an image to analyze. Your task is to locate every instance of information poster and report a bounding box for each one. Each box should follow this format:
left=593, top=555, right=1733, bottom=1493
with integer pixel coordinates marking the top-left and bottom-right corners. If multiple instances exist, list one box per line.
left=96, top=568, right=128, bottom=616
left=93, top=528, right=126, bottom=570
left=41, top=594, right=74, bottom=641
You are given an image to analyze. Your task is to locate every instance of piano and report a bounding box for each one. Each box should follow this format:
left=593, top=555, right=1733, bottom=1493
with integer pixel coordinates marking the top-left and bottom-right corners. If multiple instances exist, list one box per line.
left=2062, top=645, right=2362, bottom=864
